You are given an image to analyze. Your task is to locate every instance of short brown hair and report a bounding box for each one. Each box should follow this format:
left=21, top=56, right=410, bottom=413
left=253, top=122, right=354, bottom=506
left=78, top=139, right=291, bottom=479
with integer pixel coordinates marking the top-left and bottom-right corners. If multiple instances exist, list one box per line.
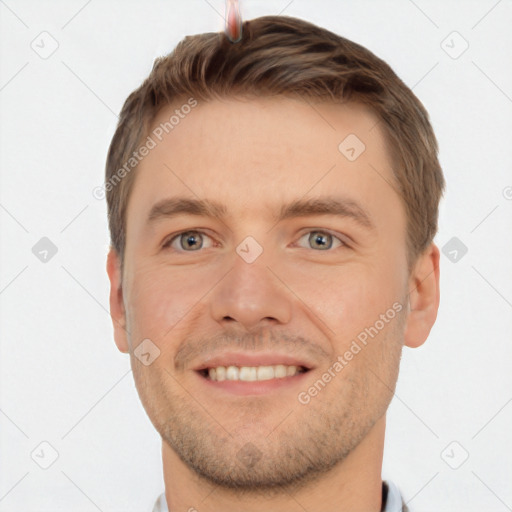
left=105, top=15, right=445, bottom=274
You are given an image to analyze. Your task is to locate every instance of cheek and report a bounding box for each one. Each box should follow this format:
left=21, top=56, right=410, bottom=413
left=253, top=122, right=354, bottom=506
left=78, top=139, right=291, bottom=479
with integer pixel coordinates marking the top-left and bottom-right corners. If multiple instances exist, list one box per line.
left=312, top=260, right=405, bottom=343
left=124, top=264, right=206, bottom=342
left=348, top=277, right=403, bottom=335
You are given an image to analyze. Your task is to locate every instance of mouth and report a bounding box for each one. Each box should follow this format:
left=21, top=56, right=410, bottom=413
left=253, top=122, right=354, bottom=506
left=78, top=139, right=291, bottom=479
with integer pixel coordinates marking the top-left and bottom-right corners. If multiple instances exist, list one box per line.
left=191, top=352, right=315, bottom=395
left=196, top=364, right=311, bottom=382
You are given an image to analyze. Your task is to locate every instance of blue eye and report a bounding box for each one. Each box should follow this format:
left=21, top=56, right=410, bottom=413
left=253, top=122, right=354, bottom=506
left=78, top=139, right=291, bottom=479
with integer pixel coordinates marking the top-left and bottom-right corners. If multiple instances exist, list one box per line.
left=163, top=230, right=213, bottom=251
left=162, top=229, right=346, bottom=253
left=297, top=230, right=345, bottom=250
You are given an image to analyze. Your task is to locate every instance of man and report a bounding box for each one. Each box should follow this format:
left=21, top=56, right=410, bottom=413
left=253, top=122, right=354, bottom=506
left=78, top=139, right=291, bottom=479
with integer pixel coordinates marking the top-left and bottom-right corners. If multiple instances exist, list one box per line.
left=105, top=15, right=444, bottom=512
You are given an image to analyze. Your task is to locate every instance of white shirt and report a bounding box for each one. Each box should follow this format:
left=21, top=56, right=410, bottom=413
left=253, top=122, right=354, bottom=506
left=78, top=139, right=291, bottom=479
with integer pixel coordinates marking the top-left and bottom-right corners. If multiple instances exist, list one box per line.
left=151, top=480, right=406, bottom=511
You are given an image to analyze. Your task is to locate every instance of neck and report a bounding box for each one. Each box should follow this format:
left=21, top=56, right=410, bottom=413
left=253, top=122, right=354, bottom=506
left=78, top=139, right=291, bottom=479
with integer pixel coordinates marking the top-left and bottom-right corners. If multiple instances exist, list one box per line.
left=162, top=416, right=386, bottom=512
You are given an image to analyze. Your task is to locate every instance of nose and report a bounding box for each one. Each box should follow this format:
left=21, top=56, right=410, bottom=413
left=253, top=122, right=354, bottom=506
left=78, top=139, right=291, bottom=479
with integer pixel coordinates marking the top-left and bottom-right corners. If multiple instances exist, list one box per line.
left=209, top=249, right=292, bottom=331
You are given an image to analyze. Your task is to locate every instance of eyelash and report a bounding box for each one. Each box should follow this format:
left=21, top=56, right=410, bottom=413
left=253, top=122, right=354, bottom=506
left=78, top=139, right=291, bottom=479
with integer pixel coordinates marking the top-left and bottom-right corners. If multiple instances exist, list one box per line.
left=161, top=229, right=349, bottom=252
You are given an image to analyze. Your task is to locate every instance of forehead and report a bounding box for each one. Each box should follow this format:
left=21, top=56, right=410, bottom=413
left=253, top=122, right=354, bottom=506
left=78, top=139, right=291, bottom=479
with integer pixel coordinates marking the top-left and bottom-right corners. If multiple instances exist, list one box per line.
left=125, top=96, right=402, bottom=234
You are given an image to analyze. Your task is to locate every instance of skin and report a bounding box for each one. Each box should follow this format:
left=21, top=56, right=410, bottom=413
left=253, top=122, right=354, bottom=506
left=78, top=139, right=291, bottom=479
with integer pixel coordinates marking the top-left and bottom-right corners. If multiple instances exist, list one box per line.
left=107, top=96, right=440, bottom=512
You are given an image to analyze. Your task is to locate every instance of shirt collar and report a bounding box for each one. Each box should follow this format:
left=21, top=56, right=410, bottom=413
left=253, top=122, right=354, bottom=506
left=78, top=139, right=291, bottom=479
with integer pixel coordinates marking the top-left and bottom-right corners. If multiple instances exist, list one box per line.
left=381, top=480, right=406, bottom=511
left=152, top=480, right=405, bottom=512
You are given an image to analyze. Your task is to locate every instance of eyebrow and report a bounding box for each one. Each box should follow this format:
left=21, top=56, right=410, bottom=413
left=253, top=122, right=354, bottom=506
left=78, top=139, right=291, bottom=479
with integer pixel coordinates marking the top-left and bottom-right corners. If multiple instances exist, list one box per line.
left=146, top=196, right=376, bottom=231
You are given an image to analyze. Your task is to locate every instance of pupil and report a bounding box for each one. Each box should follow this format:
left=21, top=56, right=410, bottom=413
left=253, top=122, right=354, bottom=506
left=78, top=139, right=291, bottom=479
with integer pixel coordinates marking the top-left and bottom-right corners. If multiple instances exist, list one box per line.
left=182, top=232, right=202, bottom=250
left=311, top=232, right=331, bottom=250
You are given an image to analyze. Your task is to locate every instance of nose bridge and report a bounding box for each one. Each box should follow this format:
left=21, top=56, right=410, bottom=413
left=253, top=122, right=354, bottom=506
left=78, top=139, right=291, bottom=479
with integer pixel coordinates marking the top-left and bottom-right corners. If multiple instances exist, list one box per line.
left=209, top=240, right=292, bottom=330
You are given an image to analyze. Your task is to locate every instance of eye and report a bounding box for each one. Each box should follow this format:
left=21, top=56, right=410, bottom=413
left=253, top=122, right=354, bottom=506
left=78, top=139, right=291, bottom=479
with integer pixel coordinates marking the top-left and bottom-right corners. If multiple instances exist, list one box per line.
left=161, top=229, right=348, bottom=253
left=162, top=230, right=214, bottom=252
left=296, top=230, right=347, bottom=251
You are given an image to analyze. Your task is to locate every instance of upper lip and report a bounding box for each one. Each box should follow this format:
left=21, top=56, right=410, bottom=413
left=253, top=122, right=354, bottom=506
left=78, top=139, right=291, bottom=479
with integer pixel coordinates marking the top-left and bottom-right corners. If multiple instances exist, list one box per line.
left=193, top=352, right=315, bottom=371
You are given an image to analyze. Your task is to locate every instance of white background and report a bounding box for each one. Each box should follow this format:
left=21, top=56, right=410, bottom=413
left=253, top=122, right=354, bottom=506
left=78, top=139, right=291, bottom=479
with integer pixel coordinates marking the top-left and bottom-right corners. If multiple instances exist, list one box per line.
left=1, top=0, right=511, bottom=511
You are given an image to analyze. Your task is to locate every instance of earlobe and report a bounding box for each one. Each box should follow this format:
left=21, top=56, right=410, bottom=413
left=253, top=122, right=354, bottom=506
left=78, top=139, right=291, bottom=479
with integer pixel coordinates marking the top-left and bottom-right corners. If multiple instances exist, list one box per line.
left=403, top=243, right=441, bottom=348
left=106, top=248, right=129, bottom=353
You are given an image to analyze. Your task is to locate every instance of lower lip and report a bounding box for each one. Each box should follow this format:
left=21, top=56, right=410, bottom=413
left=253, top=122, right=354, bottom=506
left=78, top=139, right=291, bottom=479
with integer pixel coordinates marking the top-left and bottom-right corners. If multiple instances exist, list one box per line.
left=194, top=370, right=311, bottom=396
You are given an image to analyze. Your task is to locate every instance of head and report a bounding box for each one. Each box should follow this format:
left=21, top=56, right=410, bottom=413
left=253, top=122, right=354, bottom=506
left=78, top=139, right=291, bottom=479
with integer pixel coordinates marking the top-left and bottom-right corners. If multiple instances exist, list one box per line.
left=106, top=15, right=444, bottom=495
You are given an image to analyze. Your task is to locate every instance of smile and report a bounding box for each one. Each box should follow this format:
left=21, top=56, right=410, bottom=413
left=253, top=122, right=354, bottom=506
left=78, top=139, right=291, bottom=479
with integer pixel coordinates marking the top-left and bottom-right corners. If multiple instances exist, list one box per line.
left=199, top=364, right=309, bottom=382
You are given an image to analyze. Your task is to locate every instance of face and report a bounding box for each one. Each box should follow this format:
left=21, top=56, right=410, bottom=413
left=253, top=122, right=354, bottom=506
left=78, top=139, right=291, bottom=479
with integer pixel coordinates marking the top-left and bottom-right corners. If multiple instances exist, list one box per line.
left=108, top=96, right=438, bottom=493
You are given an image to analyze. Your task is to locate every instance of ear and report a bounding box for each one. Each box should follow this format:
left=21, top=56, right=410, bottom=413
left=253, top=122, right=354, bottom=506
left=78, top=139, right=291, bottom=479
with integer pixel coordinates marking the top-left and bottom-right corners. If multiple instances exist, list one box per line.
left=106, top=247, right=129, bottom=353
left=403, top=243, right=441, bottom=348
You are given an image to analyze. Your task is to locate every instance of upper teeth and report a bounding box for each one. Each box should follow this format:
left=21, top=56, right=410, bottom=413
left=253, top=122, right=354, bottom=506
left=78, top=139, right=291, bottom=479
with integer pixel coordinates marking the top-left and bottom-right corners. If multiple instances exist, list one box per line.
left=207, top=365, right=303, bottom=382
